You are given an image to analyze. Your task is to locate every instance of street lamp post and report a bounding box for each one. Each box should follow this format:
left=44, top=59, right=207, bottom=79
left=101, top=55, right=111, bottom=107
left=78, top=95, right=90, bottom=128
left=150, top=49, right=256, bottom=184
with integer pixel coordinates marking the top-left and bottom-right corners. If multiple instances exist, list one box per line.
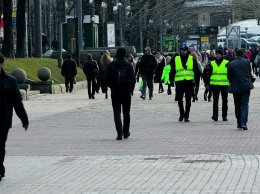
left=113, top=3, right=123, bottom=47
left=27, top=0, right=32, bottom=57
left=139, top=10, right=144, bottom=53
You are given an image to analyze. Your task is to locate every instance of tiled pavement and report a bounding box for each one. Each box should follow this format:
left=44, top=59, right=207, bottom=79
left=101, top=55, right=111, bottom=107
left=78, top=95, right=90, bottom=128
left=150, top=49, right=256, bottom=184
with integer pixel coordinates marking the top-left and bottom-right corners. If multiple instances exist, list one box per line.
left=2, top=79, right=260, bottom=193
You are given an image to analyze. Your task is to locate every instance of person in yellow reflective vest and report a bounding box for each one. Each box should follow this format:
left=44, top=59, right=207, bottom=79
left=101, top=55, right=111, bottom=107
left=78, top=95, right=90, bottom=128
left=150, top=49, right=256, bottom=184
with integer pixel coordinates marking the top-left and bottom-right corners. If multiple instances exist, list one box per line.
left=169, top=46, right=200, bottom=122
left=204, top=49, right=229, bottom=121
left=161, top=56, right=172, bottom=95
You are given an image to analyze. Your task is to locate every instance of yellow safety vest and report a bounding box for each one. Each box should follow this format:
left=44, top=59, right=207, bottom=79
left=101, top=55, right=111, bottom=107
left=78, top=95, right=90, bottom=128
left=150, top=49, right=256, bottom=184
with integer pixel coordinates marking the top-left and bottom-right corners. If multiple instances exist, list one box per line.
left=174, top=56, right=194, bottom=82
left=210, top=60, right=229, bottom=86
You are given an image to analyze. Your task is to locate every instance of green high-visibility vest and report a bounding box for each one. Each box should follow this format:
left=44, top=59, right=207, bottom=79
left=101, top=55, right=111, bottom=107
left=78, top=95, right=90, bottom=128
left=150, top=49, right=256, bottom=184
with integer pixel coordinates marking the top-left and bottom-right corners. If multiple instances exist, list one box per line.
left=210, top=59, right=229, bottom=86
left=174, top=56, right=194, bottom=82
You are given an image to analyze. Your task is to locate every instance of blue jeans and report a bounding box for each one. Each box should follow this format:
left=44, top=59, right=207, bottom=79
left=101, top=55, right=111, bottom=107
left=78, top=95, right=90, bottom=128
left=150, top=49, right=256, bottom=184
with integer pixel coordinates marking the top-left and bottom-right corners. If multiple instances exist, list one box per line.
left=233, top=91, right=250, bottom=127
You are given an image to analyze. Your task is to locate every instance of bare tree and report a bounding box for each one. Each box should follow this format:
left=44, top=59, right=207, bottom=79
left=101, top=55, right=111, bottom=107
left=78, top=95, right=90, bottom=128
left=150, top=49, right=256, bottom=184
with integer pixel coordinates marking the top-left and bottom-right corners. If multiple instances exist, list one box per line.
left=1, top=0, right=13, bottom=57
left=16, top=0, right=26, bottom=58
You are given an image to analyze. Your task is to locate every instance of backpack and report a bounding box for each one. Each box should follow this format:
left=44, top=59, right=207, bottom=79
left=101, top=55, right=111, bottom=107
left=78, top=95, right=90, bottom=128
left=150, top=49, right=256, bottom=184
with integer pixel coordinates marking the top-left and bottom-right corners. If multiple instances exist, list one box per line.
left=115, top=62, right=128, bottom=87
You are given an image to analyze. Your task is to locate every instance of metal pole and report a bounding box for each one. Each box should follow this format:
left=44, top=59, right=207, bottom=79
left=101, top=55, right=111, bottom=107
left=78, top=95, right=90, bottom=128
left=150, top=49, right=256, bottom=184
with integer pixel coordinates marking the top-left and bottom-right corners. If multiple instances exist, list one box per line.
left=118, top=5, right=123, bottom=46
left=27, top=0, right=32, bottom=57
left=34, top=0, right=42, bottom=57
left=76, top=0, right=83, bottom=50
left=57, top=22, right=63, bottom=68
left=47, top=0, right=51, bottom=50
left=159, top=16, right=163, bottom=52
left=139, top=11, right=143, bottom=53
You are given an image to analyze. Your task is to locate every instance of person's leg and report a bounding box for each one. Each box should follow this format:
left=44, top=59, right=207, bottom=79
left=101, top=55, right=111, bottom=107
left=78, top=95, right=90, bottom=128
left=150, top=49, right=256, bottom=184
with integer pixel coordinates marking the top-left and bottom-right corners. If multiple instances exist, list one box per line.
left=91, top=78, right=96, bottom=98
left=195, top=79, right=200, bottom=100
left=141, top=74, right=148, bottom=98
left=69, top=78, right=74, bottom=92
left=175, top=82, right=185, bottom=120
left=159, top=81, right=164, bottom=93
left=147, top=74, right=154, bottom=99
left=65, top=78, right=69, bottom=92
left=221, top=87, right=228, bottom=120
left=122, top=93, right=131, bottom=138
left=167, top=85, right=172, bottom=95
left=184, top=81, right=193, bottom=120
left=204, top=88, right=208, bottom=101
left=0, top=128, right=9, bottom=178
left=233, top=93, right=242, bottom=128
left=87, top=79, right=92, bottom=98
left=104, top=86, right=108, bottom=99
left=212, top=86, right=220, bottom=120
left=111, top=96, right=123, bottom=139
left=240, top=91, right=250, bottom=129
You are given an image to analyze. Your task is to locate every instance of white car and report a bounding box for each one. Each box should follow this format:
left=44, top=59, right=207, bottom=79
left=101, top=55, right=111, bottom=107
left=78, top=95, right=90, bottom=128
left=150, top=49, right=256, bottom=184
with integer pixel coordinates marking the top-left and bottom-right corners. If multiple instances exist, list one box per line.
left=248, top=36, right=260, bottom=44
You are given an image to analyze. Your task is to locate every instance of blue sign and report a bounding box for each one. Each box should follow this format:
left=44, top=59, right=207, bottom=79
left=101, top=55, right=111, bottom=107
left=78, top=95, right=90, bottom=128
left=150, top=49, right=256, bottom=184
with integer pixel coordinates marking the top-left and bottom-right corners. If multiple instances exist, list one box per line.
left=13, top=18, right=16, bottom=28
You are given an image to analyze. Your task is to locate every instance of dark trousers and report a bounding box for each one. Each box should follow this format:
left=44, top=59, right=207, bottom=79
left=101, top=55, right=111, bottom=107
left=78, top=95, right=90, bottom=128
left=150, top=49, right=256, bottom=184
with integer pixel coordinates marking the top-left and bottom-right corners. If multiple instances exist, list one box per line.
left=193, top=78, right=200, bottom=99
left=65, top=77, right=74, bottom=92
left=111, top=92, right=131, bottom=137
left=95, top=75, right=102, bottom=93
left=158, top=81, right=164, bottom=92
left=0, top=128, right=9, bottom=176
left=204, top=88, right=212, bottom=100
left=175, top=80, right=193, bottom=118
left=233, top=91, right=250, bottom=127
left=211, top=85, right=228, bottom=117
left=141, top=74, right=154, bottom=97
left=87, top=78, right=96, bottom=98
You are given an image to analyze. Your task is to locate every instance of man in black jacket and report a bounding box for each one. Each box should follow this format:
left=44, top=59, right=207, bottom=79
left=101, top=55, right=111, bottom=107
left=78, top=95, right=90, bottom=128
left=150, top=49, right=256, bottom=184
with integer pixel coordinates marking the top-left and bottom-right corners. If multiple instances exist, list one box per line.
left=83, top=54, right=99, bottom=99
left=139, top=47, right=157, bottom=100
left=102, top=48, right=136, bottom=140
left=0, top=54, right=29, bottom=181
left=61, top=54, right=77, bottom=93
left=227, top=49, right=254, bottom=130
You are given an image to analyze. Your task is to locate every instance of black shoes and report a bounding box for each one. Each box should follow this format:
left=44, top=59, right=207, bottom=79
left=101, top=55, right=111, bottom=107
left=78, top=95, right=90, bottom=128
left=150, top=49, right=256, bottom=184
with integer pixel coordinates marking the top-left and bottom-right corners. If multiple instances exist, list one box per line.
left=149, top=96, right=153, bottom=100
left=179, top=116, right=189, bottom=122
left=124, top=132, right=130, bottom=139
left=66, top=88, right=69, bottom=92
left=116, top=136, right=122, bottom=140
left=140, top=95, right=145, bottom=100
left=212, top=115, right=218, bottom=121
left=159, top=89, right=164, bottom=93
left=223, top=117, right=228, bottom=121
left=179, top=116, right=184, bottom=122
left=105, top=94, right=108, bottom=99
left=184, top=118, right=190, bottom=122
left=242, top=126, right=248, bottom=130
left=0, top=174, right=5, bottom=181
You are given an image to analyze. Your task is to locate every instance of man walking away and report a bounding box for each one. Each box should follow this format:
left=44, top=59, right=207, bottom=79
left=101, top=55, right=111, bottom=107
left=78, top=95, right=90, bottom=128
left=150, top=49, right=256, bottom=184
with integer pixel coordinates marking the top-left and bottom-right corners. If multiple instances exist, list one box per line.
left=204, top=49, right=229, bottom=121
left=61, top=54, right=77, bottom=93
left=0, top=54, right=29, bottom=181
left=139, top=47, right=157, bottom=100
left=83, top=54, right=99, bottom=99
left=227, top=49, right=254, bottom=130
left=102, top=48, right=136, bottom=140
left=169, top=46, right=200, bottom=122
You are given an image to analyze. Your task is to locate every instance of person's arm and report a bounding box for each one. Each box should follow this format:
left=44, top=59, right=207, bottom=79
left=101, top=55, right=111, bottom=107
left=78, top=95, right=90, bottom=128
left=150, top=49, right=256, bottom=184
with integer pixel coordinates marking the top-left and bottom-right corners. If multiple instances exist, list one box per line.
left=227, top=63, right=232, bottom=84
left=11, top=78, right=29, bottom=130
left=128, top=64, right=136, bottom=91
left=203, top=64, right=213, bottom=87
left=169, top=57, right=176, bottom=85
left=102, top=62, right=112, bottom=88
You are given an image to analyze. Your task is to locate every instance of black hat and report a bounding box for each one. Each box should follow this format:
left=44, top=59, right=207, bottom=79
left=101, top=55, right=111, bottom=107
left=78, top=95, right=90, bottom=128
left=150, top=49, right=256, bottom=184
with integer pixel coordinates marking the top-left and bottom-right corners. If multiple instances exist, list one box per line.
left=216, top=49, right=224, bottom=56
left=116, top=47, right=126, bottom=57
left=181, top=46, right=189, bottom=50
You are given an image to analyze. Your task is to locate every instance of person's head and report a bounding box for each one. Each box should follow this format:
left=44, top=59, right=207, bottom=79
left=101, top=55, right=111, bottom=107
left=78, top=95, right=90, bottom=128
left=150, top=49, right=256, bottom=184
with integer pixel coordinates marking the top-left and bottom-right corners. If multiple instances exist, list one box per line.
left=165, top=56, right=171, bottom=64
left=126, top=54, right=134, bottom=62
left=180, top=46, right=189, bottom=56
left=144, top=47, right=151, bottom=55
left=67, top=54, right=72, bottom=59
left=215, top=49, right=224, bottom=59
left=235, top=49, right=243, bottom=57
left=100, top=54, right=112, bottom=70
left=87, top=53, right=92, bottom=60
left=228, top=46, right=234, bottom=53
left=116, top=47, right=126, bottom=58
left=191, top=53, right=198, bottom=62
left=100, top=51, right=104, bottom=56
left=0, top=54, right=4, bottom=70
left=138, top=53, right=144, bottom=59
left=155, top=51, right=162, bottom=58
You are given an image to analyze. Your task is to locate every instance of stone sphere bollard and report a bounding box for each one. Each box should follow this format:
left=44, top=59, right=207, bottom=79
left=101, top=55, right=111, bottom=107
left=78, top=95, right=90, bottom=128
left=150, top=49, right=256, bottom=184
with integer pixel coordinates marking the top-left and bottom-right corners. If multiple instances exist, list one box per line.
left=38, top=67, right=51, bottom=81
left=11, top=68, right=27, bottom=84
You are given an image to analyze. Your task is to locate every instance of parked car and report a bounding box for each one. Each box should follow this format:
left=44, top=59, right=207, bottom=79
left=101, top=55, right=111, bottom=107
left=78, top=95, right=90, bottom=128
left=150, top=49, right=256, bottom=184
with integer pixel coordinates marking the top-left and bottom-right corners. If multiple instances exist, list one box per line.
left=248, top=36, right=260, bottom=44
left=240, top=38, right=259, bottom=49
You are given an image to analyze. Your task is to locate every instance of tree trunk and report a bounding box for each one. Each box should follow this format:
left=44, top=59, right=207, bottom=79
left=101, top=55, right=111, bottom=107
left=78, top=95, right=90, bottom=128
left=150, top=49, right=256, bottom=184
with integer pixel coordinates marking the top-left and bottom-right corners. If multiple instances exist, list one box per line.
left=1, top=0, right=13, bottom=57
left=16, top=0, right=27, bottom=58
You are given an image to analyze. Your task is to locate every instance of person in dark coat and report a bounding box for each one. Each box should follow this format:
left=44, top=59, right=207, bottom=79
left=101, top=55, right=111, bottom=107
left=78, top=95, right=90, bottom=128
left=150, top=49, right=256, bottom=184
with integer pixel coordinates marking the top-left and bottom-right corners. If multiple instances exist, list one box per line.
left=227, top=49, right=254, bottom=130
left=139, top=47, right=157, bottom=100
left=61, top=54, right=77, bottom=93
left=0, top=54, right=29, bottom=181
left=155, top=51, right=166, bottom=93
left=102, top=48, right=136, bottom=140
left=83, top=54, right=99, bottom=99
left=96, top=52, right=104, bottom=93
left=225, top=46, right=235, bottom=62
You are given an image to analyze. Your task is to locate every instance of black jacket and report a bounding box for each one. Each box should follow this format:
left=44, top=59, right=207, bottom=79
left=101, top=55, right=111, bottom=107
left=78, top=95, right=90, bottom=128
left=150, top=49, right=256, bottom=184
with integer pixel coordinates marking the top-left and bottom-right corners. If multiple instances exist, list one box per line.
left=83, top=59, right=99, bottom=80
left=102, top=58, right=136, bottom=94
left=139, top=54, right=157, bottom=75
left=61, top=59, right=77, bottom=79
left=227, top=57, right=254, bottom=93
left=0, top=69, right=29, bottom=129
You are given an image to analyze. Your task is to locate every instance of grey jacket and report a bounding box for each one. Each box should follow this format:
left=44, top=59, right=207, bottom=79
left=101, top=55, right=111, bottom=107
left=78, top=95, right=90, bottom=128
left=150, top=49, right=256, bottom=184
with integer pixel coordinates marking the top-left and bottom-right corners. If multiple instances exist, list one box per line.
left=227, top=57, right=254, bottom=93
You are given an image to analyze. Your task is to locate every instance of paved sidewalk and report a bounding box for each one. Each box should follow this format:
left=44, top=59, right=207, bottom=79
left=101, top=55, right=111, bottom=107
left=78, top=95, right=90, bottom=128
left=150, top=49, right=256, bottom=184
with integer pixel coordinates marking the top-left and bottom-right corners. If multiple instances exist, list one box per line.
left=2, top=79, right=260, bottom=193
